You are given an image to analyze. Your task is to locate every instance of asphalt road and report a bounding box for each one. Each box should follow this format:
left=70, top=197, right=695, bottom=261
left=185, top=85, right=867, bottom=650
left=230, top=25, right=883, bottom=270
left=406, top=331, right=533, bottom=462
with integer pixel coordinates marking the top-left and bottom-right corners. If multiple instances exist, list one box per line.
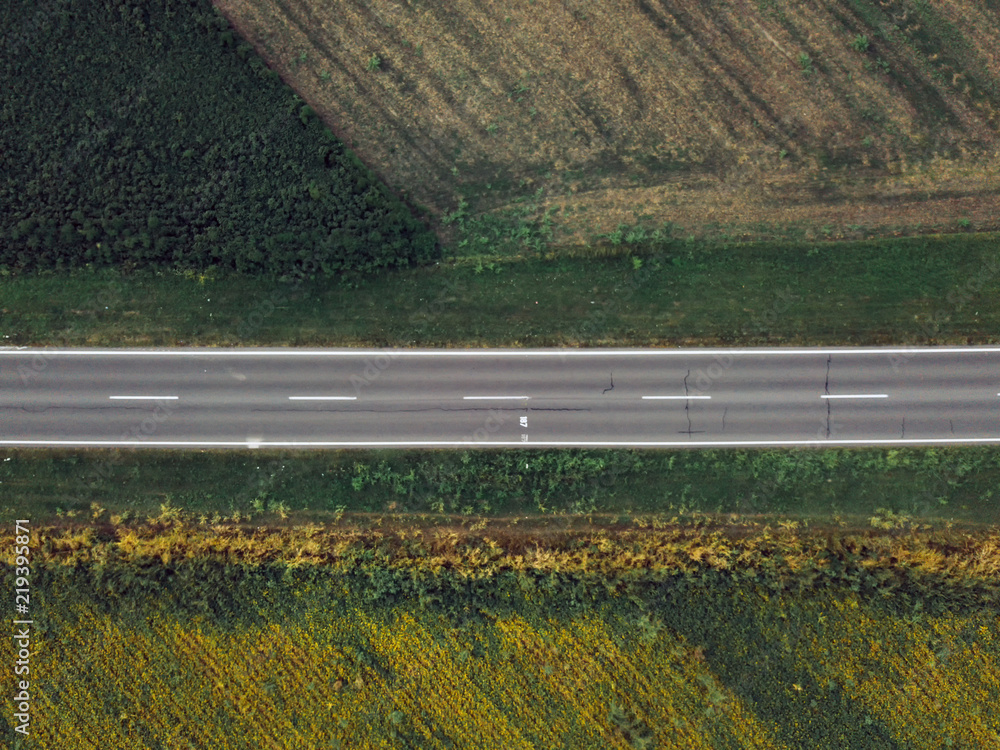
left=1, top=347, right=1000, bottom=448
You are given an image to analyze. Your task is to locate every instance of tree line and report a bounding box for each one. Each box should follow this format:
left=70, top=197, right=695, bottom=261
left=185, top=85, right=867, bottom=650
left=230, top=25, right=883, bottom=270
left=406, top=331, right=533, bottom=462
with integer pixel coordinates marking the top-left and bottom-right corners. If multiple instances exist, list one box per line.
left=0, top=0, right=438, bottom=276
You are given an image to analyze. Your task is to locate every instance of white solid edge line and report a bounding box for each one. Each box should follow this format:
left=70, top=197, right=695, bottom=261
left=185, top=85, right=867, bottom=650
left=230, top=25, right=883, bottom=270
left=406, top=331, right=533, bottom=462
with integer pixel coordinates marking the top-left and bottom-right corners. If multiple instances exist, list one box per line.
left=820, top=394, right=888, bottom=399
left=6, top=346, right=1000, bottom=356
left=642, top=396, right=712, bottom=400
left=4, top=437, right=1000, bottom=447
left=109, top=396, right=179, bottom=400
left=463, top=396, right=530, bottom=400
left=288, top=396, right=357, bottom=401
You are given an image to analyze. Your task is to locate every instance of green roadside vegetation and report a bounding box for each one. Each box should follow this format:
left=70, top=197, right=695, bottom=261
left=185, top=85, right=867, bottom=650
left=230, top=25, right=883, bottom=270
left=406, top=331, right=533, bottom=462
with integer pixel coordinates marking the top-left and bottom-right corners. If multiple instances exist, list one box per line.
left=2, top=446, right=996, bottom=528
left=2, top=231, right=998, bottom=347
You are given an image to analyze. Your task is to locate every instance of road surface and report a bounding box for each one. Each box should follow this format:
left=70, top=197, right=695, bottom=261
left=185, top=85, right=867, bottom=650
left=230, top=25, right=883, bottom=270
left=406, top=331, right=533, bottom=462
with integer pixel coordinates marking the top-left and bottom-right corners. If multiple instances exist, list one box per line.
left=1, top=347, right=999, bottom=448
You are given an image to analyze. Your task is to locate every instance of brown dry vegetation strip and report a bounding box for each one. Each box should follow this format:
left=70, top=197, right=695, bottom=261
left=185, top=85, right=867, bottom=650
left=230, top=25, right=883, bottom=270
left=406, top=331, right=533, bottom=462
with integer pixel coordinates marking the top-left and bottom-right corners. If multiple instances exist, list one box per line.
left=213, top=0, right=1000, bottom=243
left=11, top=523, right=1000, bottom=587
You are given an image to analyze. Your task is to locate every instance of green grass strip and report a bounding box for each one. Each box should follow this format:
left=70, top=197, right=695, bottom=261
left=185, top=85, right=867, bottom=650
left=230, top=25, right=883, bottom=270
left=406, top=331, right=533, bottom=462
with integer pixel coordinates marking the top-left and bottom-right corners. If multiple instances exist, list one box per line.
left=2, top=232, right=997, bottom=348
left=2, top=446, right=997, bottom=526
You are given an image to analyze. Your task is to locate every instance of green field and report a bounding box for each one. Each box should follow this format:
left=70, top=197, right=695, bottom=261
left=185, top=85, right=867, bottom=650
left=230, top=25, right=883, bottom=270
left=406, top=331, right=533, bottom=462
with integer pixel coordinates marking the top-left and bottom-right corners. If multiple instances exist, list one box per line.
left=2, top=231, right=998, bottom=348
left=2, top=446, right=997, bottom=528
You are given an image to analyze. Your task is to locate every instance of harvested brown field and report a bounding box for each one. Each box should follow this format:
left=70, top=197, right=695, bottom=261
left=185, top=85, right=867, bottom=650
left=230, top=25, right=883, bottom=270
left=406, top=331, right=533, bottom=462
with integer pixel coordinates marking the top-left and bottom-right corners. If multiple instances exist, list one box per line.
left=214, top=0, right=1000, bottom=244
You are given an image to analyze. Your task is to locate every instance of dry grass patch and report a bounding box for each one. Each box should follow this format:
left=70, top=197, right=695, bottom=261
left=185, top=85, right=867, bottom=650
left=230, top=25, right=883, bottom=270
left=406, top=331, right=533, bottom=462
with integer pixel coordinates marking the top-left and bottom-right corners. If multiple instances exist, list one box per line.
left=213, top=0, right=1000, bottom=245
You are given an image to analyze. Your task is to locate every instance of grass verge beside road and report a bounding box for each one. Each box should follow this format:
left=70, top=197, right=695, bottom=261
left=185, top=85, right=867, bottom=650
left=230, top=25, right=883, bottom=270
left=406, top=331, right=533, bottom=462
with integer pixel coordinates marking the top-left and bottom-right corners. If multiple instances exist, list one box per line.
left=2, top=447, right=997, bottom=527
left=2, top=232, right=998, bottom=348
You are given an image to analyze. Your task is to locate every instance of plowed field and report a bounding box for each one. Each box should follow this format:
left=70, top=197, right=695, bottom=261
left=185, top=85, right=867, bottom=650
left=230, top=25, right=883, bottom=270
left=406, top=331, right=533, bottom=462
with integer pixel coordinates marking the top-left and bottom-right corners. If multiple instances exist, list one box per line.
left=213, top=0, right=1000, bottom=244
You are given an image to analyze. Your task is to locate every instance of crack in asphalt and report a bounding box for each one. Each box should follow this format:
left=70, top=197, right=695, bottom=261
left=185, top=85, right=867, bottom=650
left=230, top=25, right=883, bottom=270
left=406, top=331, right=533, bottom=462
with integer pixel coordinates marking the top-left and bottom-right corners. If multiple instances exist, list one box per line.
left=722, top=407, right=728, bottom=432
left=950, top=419, right=955, bottom=435
left=13, top=405, right=176, bottom=415
left=901, top=418, right=906, bottom=439
left=602, top=372, right=615, bottom=394
left=16, top=406, right=57, bottom=414
left=682, top=369, right=695, bottom=436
